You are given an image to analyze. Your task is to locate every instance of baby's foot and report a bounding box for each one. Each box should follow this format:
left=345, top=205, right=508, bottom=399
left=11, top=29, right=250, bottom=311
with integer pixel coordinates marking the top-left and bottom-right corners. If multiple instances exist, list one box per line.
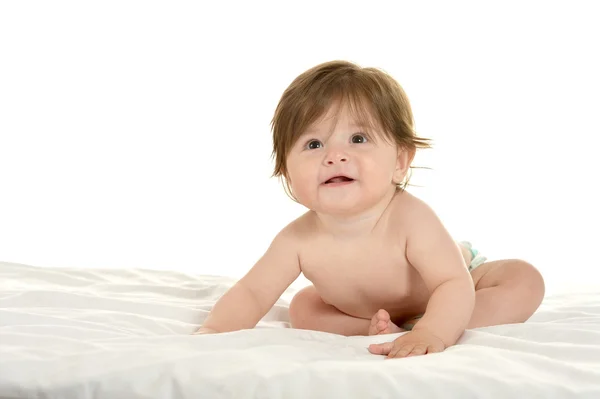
left=368, top=309, right=405, bottom=335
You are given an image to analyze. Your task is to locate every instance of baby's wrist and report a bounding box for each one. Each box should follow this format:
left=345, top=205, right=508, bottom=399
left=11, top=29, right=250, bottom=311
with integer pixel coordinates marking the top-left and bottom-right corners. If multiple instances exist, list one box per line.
left=412, top=326, right=450, bottom=348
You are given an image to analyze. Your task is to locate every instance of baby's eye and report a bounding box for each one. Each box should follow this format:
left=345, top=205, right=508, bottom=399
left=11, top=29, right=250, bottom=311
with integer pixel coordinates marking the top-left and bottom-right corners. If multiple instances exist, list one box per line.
left=351, top=134, right=368, bottom=144
left=306, top=140, right=323, bottom=150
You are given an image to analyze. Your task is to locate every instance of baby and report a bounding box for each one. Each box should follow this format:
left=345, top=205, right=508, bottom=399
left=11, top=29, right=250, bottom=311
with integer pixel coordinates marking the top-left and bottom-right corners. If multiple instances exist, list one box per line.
left=196, top=60, right=545, bottom=358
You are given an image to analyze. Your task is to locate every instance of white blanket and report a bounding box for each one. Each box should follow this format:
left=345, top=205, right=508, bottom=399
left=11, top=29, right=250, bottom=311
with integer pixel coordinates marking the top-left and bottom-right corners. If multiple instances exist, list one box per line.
left=1, top=261, right=600, bottom=398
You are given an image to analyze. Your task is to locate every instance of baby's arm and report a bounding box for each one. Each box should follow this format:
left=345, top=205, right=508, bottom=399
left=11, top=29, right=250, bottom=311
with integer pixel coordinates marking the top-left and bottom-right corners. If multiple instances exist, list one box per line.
left=405, top=201, right=475, bottom=348
left=198, top=225, right=301, bottom=333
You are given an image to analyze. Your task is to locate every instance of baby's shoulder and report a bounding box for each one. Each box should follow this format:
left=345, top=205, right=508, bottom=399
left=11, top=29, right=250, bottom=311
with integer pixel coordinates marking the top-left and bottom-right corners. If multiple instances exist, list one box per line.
left=390, top=190, right=436, bottom=222
left=390, top=191, right=449, bottom=246
left=387, top=191, right=443, bottom=243
left=274, top=211, right=317, bottom=243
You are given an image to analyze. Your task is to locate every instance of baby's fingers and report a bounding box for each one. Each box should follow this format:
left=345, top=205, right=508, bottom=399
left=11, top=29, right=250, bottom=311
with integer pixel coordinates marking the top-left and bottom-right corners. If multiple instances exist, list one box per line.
left=406, top=344, right=428, bottom=357
left=368, top=342, right=394, bottom=355
left=388, top=343, right=415, bottom=359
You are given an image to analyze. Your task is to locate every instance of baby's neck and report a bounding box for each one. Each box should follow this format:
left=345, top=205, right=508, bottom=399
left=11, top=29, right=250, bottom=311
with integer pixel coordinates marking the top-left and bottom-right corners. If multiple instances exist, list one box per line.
left=314, top=189, right=400, bottom=238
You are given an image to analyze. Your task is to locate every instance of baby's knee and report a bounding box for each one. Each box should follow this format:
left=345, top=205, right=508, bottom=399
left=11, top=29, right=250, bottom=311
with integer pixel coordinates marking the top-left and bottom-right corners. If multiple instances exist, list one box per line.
left=289, top=286, right=319, bottom=324
left=511, top=260, right=545, bottom=306
left=522, top=261, right=545, bottom=298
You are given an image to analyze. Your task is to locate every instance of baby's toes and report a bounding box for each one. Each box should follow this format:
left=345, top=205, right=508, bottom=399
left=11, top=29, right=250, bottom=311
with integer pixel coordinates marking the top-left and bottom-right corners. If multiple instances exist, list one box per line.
left=377, top=319, right=389, bottom=333
left=376, top=309, right=391, bottom=322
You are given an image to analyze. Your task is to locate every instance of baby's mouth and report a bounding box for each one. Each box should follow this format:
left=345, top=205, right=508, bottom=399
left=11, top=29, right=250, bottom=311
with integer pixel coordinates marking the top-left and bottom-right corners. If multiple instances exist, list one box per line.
left=324, top=176, right=355, bottom=185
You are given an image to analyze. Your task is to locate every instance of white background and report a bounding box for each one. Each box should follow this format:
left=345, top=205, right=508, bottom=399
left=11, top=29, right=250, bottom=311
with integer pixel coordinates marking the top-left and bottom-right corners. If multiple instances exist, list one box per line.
left=1, top=1, right=598, bottom=294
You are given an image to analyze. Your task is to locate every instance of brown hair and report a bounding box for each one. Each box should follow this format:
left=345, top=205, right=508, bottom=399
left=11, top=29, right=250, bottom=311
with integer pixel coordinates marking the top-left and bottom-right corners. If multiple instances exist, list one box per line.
left=270, top=60, right=431, bottom=200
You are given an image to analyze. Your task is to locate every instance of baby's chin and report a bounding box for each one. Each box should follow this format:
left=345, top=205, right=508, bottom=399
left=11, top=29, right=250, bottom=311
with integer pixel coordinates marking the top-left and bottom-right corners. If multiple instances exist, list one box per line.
left=309, top=197, right=376, bottom=217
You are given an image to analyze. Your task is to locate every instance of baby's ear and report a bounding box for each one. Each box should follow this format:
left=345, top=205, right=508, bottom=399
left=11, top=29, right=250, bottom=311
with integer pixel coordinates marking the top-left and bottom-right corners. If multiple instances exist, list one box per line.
left=394, top=147, right=415, bottom=181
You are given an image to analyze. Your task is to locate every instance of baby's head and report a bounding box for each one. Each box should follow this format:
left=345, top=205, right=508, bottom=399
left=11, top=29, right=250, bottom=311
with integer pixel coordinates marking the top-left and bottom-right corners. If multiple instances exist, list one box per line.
left=271, top=60, right=431, bottom=214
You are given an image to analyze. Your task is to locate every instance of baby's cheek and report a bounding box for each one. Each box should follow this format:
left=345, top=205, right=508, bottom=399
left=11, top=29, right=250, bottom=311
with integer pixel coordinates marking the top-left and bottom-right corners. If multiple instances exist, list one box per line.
left=290, top=181, right=314, bottom=204
left=286, top=174, right=311, bottom=200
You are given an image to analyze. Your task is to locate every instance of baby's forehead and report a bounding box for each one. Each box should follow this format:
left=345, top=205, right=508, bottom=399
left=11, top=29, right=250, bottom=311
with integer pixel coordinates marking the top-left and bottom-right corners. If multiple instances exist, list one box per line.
left=304, top=118, right=371, bottom=134
left=305, top=104, right=381, bottom=133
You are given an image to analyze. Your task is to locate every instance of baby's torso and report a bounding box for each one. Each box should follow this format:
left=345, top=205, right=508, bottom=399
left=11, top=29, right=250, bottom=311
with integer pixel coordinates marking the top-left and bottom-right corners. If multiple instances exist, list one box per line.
left=300, top=235, right=430, bottom=322
left=296, top=194, right=431, bottom=322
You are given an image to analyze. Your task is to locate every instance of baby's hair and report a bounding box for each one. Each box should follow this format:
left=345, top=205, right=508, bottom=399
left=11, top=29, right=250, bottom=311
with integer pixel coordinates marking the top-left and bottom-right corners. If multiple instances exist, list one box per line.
left=270, top=60, right=432, bottom=201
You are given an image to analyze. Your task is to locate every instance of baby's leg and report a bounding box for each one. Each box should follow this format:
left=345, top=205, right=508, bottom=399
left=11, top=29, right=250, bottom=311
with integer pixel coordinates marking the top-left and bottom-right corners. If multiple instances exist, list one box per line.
left=467, top=259, right=545, bottom=328
left=289, top=286, right=403, bottom=336
left=400, top=245, right=538, bottom=330
left=289, top=286, right=369, bottom=335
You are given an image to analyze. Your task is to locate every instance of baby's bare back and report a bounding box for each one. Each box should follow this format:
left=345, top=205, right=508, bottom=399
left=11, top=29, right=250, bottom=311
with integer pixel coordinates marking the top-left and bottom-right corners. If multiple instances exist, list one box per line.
left=296, top=193, right=435, bottom=323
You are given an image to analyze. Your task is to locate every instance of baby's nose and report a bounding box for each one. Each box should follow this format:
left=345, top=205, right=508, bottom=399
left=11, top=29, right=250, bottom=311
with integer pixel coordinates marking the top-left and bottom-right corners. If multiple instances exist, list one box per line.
left=325, top=151, right=349, bottom=165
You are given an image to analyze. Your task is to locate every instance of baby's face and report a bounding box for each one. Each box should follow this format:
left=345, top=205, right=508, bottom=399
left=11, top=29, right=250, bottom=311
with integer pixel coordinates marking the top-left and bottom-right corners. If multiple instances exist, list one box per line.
left=285, top=104, right=403, bottom=215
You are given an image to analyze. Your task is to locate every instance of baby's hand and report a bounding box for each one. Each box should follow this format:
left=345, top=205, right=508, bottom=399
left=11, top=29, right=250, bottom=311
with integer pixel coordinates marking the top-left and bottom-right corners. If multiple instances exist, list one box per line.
left=193, top=327, right=219, bottom=335
left=368, top=329, right=445, bottom=359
